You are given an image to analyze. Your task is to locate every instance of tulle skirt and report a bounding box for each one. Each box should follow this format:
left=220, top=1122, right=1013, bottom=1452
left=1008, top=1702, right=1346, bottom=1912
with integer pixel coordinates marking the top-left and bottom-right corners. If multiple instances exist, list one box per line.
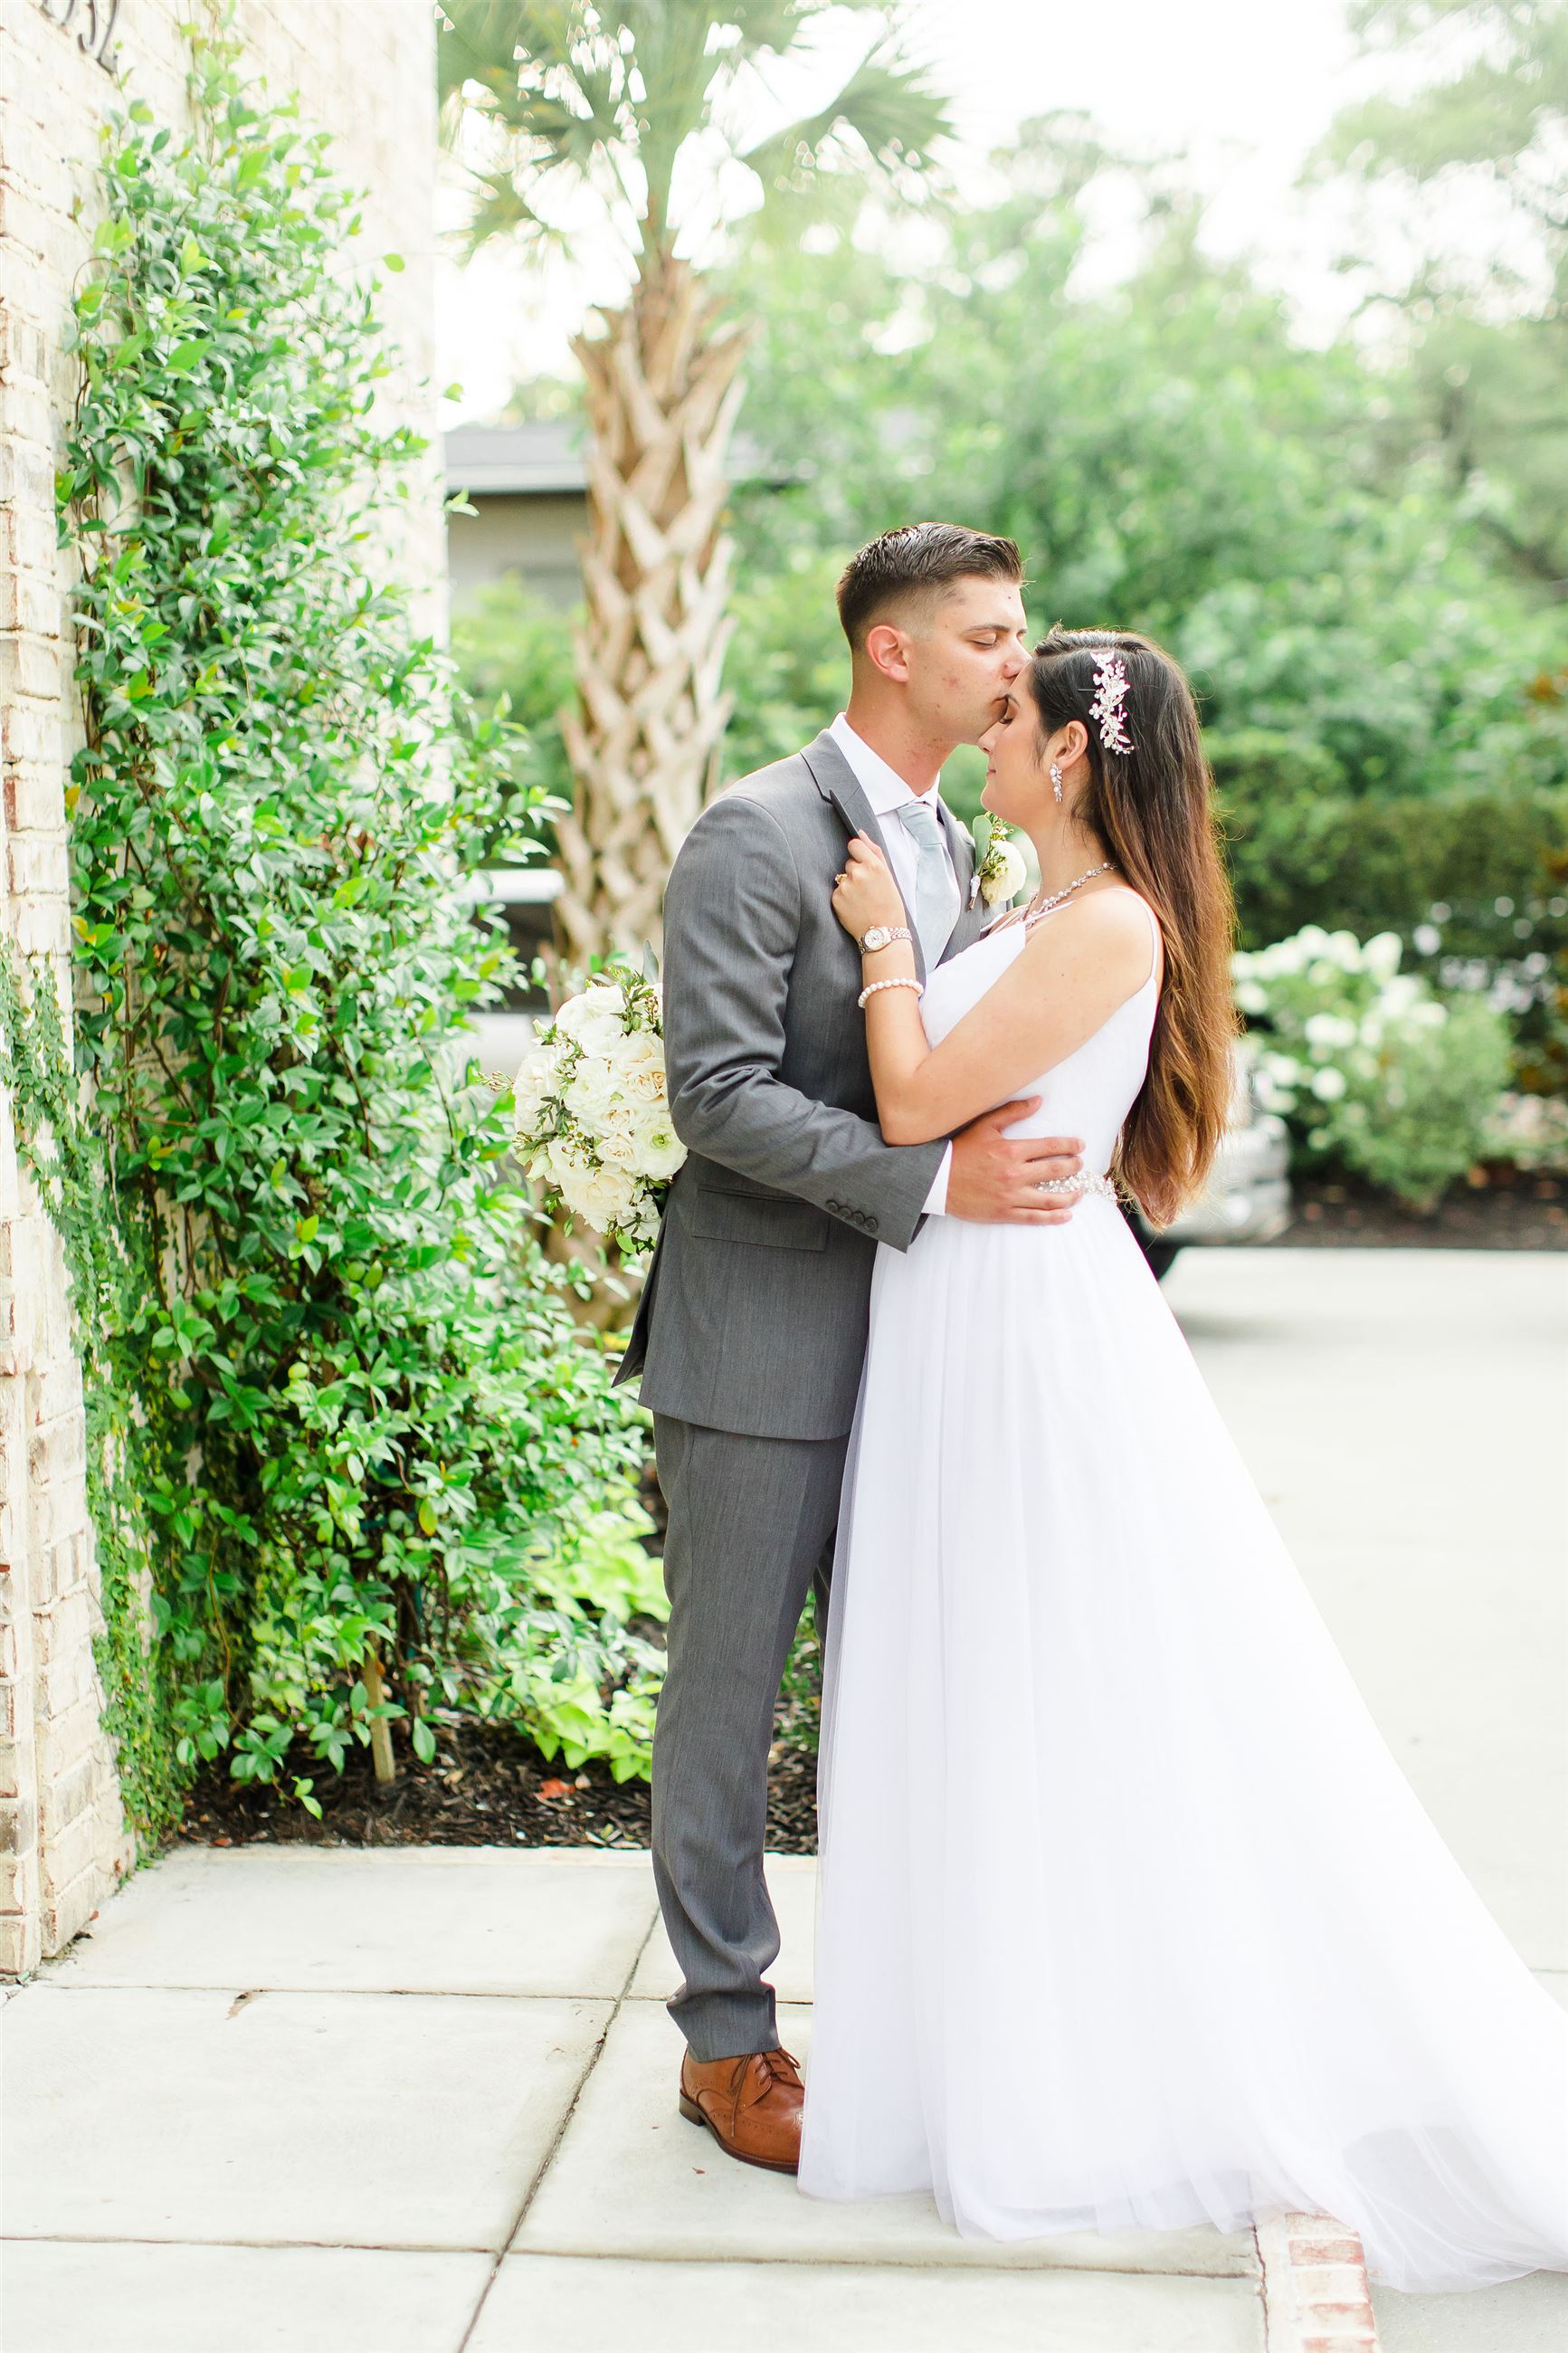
left=797, top=1197, right=1568, bottom=2291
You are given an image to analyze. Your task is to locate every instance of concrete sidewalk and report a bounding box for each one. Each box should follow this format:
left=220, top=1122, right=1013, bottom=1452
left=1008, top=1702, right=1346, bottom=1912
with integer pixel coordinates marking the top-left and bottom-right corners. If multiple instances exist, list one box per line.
left=4, top=1250, right=1565, bottom=2353
left=5, top=1845, right=1355, bottom=2353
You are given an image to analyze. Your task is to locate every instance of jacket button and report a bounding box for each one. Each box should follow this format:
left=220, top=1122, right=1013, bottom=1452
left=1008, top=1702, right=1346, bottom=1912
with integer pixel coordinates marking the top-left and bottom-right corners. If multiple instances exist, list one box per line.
left=866, top=1215, right=879, bottom=1234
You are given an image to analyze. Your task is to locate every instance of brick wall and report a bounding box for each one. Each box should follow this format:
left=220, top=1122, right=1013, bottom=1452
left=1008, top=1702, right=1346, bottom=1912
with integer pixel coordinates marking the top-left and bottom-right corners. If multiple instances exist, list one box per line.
left=0, top=0, right=442, bottom=1975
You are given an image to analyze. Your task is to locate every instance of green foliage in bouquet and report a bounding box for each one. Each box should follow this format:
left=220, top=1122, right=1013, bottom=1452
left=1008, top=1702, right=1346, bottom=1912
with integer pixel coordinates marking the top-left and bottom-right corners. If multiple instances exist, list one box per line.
left=28, top=33, right=654, bottom=1827
left=1234, top=927, right=1512, bottom=1210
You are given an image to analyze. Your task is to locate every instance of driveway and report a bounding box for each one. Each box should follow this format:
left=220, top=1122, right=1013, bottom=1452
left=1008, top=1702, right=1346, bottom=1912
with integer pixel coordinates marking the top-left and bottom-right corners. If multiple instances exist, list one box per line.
left=3, top=1249, right=1563, bottom=2353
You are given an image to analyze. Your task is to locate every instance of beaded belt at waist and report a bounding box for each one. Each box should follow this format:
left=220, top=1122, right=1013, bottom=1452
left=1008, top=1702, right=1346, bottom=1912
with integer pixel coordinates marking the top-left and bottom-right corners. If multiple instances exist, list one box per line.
left=1032, top=1171, right=1117, bottom=1202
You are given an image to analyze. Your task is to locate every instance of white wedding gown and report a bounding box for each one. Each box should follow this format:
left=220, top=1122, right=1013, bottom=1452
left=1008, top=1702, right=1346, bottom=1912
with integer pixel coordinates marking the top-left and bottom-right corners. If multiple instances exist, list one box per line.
left=798, top=899, right=1568, bottom=2291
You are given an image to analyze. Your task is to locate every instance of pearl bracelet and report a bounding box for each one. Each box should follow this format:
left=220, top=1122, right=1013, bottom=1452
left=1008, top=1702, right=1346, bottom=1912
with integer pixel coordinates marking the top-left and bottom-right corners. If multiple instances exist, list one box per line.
left=858, top=976, right=925, bottom=1009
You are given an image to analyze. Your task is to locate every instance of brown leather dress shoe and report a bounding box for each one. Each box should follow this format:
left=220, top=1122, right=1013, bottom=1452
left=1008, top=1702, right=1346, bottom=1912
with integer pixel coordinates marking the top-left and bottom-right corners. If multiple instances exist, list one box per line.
left=679, top=2045, right=804, bottom=2174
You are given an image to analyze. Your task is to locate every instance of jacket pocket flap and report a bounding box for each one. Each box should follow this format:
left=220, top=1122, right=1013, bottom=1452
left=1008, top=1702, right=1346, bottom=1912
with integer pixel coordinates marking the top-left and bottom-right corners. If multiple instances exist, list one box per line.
left=688, top=1186, right=830, bottom=1252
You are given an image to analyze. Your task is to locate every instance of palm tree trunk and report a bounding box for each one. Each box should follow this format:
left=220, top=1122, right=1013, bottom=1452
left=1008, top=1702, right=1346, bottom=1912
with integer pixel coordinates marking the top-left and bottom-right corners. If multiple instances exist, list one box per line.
left=555, top=248, right=748, bottom=964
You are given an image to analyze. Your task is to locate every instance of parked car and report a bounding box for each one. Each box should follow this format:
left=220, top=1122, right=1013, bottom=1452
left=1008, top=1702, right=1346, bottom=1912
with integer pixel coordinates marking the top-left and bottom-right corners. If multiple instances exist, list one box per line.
left=1125, top=1041, right=1292, bottom=1278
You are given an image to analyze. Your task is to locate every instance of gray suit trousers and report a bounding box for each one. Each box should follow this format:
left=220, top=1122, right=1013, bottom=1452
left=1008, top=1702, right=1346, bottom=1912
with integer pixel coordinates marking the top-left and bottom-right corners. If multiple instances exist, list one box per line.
left=651, top=1412, right=847, bottom=2062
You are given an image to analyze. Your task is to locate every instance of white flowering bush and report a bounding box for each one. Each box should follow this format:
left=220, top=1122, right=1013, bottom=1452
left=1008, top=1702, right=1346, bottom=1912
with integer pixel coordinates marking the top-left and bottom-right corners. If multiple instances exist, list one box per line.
left=1232, top=924, right=1511, bottom=1209
left=513, top=967, right=685, bottom=1253
left=1482, top=1091, right=1568, bottom=1174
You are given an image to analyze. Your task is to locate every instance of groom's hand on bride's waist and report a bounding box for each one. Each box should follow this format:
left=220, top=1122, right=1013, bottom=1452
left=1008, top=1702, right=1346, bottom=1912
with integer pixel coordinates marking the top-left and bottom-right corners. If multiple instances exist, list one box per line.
left=946, top=1101, right=1084, bottom=1225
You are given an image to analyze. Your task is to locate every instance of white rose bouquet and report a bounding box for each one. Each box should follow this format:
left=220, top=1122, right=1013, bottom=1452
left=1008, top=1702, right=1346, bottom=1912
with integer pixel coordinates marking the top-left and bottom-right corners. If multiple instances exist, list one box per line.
left=510, top=967, right=684, bottom=1253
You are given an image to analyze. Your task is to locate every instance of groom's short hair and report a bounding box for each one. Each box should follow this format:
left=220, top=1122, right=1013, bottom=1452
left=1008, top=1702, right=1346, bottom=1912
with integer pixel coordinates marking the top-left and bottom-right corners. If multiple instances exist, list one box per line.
left=836, top=522, right=1023, bottom=651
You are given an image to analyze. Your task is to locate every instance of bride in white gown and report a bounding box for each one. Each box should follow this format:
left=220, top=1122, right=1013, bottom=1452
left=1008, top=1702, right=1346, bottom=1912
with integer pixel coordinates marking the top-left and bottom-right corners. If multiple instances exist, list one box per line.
left=796, top=627, right=1568, bottom=2292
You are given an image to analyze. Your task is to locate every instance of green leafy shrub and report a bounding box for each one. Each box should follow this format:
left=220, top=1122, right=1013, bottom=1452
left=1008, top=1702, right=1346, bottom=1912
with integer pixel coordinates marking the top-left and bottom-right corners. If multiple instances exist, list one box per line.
left=1233, top=925, right=1512, bottom=1208
left=0, top=952, right=185, bottom=1836
left=492, top=1488, right=668, bottom=1782
left=1212, top=733, right=1568, bottom=967
left=39, top=36, right=652, bottom=1824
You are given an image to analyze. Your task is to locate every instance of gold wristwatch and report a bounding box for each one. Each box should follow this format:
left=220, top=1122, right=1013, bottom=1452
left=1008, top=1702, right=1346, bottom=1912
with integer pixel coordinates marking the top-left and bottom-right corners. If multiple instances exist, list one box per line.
left=859, top=924, right=913, bottom=955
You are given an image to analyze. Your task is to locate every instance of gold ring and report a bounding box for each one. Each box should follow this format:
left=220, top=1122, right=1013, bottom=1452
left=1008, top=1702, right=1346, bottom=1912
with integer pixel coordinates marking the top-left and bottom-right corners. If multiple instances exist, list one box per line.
left=835, top=872, right=846, bottom=885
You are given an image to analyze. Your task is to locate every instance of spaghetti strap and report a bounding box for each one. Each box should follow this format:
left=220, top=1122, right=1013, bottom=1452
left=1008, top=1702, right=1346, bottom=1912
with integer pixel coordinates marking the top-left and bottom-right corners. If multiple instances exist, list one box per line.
left=1022, top=885, right=1163, bottom=993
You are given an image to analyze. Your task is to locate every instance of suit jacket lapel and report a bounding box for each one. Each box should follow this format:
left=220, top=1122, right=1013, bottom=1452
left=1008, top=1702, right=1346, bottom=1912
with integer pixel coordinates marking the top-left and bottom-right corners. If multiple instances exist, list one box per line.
left=938, top=798, right=987, bottom=963
left=802, top=729, right=990, bottom=979
left=802, top=729, right=928, bottom=985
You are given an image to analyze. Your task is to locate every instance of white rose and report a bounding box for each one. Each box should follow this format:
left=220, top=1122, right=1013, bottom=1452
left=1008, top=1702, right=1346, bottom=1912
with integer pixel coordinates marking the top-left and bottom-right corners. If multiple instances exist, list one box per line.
left=571, top=1009, right=629, bottom=1062
left=980, top=841, right=1029, bottom=908
left=1364, top=931, right=1402, bottom=979
left=559, top=1158, right=636, bottom=1234
left=1234, top=981, right=1269, bottom=1015
left=565, top=1053, right=629, bottom=1125
left=553, top=983, right=624, bottom=1038
left=513, top=1038, right=565, bottom=1099
left=552, top=987, right=629, bottom=1062
left=537, top=1134, right=594, bottom=1194
left=594, top=1108, right=644, bottom=1169
left=1310, top=1066, right=1347, bottom=1101
left=632, top=1115, right=686, bottom=1181
left=608, top=1028, right=668, bottom=1100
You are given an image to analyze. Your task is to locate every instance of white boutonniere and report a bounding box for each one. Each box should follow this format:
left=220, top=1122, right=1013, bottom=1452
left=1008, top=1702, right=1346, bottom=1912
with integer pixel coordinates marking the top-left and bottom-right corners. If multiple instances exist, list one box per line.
left=974, top=815, right=1029, bottom=908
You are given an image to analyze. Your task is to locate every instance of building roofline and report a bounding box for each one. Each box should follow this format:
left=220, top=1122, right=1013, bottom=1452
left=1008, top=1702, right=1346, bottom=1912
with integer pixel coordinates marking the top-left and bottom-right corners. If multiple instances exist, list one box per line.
left=445, top=418, right=798, bottom=496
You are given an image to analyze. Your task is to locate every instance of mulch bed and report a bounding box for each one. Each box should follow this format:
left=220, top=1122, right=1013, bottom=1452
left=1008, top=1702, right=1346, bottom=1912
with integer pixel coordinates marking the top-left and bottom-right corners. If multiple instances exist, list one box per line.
left=1269, top=1166, right=1566, bottom=1251
left=180, top=1712, right=820, bottom=1858
left=177, top=1165, right=1563, bottom=1860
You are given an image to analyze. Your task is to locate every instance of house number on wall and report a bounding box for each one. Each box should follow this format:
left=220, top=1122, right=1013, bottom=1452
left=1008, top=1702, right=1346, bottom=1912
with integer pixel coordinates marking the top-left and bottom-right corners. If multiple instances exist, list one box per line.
left=37, top=0, right=121, bottom=73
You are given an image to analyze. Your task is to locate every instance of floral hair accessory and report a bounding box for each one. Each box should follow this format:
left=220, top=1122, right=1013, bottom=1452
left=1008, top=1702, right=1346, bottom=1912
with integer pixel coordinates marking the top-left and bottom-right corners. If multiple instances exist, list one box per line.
left=1088, top=648, right=1136, bottom=757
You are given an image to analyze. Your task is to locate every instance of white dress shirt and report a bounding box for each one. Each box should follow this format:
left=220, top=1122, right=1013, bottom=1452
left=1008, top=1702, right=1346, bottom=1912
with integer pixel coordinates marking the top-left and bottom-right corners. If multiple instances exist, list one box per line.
left=829, top=712, right=957, bottom=1216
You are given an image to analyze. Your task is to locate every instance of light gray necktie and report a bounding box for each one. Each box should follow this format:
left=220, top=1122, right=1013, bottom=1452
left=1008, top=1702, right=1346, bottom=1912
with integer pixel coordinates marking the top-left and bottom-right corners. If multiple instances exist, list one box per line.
left=897, top=797, right=962, bottom=973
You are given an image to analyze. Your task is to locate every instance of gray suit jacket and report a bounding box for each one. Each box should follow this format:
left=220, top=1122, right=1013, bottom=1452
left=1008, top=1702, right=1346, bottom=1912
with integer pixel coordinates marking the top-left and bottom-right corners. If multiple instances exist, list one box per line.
left=617, top=728, right=990, bottom=1441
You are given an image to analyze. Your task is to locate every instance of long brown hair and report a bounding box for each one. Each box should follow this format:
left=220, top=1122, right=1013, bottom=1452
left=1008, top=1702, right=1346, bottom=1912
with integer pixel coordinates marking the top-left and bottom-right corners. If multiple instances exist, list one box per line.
left=1027, top=627, right=1237, bottom=1225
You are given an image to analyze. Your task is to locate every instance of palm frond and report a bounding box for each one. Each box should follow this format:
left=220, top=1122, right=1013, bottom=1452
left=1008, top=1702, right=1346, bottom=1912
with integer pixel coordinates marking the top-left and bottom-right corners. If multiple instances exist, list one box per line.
left=437, top=2, right=577, bottom=129
left=441, top=0, right=953, bottom=258
left=739, top=44, right=953, bottom=195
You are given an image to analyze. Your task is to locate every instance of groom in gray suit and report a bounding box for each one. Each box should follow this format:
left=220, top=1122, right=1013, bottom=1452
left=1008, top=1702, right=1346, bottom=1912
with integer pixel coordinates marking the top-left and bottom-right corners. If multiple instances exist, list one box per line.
left=617, top=523, right=1085, bottom=2172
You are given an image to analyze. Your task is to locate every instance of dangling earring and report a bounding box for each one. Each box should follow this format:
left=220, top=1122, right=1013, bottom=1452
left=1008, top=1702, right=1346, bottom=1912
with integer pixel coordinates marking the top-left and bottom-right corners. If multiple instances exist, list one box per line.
left=1050, top=760, right=1063, bottom=805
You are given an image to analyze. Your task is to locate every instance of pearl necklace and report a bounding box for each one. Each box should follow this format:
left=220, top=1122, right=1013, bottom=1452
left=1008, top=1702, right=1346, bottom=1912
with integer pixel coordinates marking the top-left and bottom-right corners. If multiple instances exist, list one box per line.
left=1022, top=861, right=1116, bottom=927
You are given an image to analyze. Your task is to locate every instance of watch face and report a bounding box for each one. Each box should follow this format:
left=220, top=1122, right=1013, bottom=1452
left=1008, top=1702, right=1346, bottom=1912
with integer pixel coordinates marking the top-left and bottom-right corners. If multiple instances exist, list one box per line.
left=863, top=926, right=891, bottom=951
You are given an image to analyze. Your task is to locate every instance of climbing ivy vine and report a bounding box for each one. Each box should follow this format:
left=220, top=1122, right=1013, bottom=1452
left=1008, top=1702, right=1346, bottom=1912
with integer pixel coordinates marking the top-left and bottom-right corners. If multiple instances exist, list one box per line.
left=7, top=28, right=654, bottom=1834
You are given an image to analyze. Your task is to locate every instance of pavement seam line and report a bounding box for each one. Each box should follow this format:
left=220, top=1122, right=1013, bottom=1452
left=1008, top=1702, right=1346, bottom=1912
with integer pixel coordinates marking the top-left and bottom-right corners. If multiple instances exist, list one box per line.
left=0, top=2233, right=1261, bottom=2278
left=452, top=1903, right=663, bottom=2353
left=38, top=1980, right=684, bottom=2000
